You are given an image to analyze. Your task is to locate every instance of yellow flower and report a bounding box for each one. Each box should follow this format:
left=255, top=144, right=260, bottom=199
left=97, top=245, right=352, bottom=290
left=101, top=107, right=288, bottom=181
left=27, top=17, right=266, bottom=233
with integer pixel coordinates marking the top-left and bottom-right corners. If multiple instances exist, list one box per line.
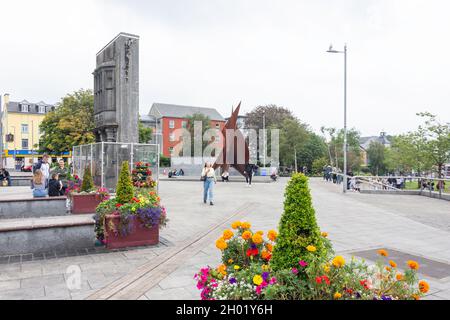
left=377, top=249, right=389, bottom=257
left=324, top=264, right=331, bottom=273
left=228, top=259, right=234, bottom=264
left=231, top=221, right=242, bottom=229
left=217, top=264, right=227, bottom=276
left=253, top=275, right=263, bottom=286
left=321, top=232, right=329, bottom=238
left=306, top=245, right=317, bottom=252
left=252, top=233, right=263, bottom=245
left=242, top=231, right=252, bottom=241
left=257, top=231, right=264, bottom=236
left=389, top=260, right=397, bottom=268
left=261, top=264, right=269, bottom=271
left=332, top=256, right=346, bottom=268
left=419, top=280, right=429, bottom=294
left=215, top=238, right=228, bottom=251
left=268, top=230, right=278, bottom=242
left=334, top=292, right=342, bottom=299
left=234, top=265, right=240, bottom=271
left=241, top=222, right=251, bottom=229
left=223, top=229, right=234, bottom=240
left=407, top=260, right=420, bottom=270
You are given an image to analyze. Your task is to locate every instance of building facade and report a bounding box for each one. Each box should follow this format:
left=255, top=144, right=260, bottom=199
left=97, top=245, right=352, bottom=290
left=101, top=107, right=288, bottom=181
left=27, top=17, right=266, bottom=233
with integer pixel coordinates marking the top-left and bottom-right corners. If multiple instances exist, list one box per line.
left=1, top=94, right=57, bottom=169
left=149, top=103, right=226, bottom=158
left=359, top=132, right=391, bottom=167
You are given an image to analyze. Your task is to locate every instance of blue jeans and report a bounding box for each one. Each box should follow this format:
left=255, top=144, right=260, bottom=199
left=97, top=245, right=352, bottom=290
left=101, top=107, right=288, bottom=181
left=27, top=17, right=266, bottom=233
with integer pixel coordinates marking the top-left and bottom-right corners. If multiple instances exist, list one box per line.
left=33, top=189, right=48, bottom=198
left=203, top=178, right=214, bottom=202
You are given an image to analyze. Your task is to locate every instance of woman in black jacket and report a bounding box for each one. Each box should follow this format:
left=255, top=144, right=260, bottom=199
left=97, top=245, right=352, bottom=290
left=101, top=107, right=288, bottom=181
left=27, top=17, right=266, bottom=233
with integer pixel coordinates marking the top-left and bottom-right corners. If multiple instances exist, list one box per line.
left=48, top=173, right=63, bottom=197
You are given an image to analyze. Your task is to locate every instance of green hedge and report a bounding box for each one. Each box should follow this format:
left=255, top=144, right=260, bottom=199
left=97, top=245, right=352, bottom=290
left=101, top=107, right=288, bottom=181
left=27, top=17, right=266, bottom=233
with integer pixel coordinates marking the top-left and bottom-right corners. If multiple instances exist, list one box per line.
left=270, top=173, right=325, bottom=270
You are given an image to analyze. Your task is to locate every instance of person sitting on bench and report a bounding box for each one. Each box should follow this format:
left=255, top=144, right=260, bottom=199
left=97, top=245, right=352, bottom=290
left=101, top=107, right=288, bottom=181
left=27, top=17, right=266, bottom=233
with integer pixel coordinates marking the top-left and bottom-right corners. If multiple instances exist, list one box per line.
left=221, top=170, right=230, bottom=182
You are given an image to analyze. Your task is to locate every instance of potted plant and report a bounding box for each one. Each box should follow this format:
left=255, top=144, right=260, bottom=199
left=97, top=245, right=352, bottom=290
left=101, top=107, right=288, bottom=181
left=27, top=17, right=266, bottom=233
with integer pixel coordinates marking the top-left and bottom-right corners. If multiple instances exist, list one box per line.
left=70, top=166, right=110, bottom=214
left=132, top=162, right=157, bottom=189
left=94, top=161, right=167, bottom=249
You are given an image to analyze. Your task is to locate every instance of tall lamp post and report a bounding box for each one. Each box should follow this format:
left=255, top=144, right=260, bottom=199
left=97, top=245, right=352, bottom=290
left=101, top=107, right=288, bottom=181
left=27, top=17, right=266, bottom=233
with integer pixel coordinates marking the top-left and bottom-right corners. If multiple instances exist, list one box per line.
left=327, top=44, right=348, bottom=193
left=262, top=110, right=266, bottom=168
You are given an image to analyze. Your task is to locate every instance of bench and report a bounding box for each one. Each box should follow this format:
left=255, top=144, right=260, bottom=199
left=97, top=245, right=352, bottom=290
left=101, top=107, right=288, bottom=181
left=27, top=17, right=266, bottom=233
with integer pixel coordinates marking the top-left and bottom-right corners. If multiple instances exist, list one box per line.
left=0, top=215, right=95, bottom=256
left=0, top=197, right=69, bottom=219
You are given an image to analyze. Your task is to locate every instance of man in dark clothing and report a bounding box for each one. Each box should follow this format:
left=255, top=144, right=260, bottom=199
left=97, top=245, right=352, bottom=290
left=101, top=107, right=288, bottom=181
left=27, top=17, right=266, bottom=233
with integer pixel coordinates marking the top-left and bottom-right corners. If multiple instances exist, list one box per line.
left=0, top=168, right=12, bottom=186
left=244, top=163, right=255, bottom=186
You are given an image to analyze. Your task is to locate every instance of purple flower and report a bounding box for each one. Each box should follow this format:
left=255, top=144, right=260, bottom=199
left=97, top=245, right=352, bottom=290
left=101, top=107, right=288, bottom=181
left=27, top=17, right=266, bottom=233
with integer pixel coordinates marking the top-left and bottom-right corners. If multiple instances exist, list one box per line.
left=229, top=277, right=237, bottom=284
left=250, top=243, right=257, bottom=250
left=262, top=272, right=270, bottom=282
left=299, top=260, right=308, bottom=267
left=381, top=295, right=392, bottom=301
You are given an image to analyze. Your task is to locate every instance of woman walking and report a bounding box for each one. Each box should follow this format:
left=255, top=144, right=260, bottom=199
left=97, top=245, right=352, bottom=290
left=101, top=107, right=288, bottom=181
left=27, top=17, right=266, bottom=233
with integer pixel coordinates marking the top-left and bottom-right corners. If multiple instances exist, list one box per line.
left=201, top=162, right=216, bottom=206
left=31, top=169, right=48, bottom=198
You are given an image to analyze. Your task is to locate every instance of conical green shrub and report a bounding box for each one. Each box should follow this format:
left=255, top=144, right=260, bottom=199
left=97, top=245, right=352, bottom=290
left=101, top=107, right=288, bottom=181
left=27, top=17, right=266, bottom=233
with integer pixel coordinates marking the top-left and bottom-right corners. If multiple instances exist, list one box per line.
left=81, top=166, right=94, bottom=192
left=116, top=161, right=134, bottom=204
left=270, top=173, right=325, bottom=270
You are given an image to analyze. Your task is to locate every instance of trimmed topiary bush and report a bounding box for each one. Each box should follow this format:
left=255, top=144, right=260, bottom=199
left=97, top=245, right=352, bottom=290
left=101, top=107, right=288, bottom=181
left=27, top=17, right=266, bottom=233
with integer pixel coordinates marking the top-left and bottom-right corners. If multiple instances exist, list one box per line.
left=270, top=173, right=325, bottom=271
left=116, top=161, right=134, bottom=204
left=80, top=166, right=94, bottom=192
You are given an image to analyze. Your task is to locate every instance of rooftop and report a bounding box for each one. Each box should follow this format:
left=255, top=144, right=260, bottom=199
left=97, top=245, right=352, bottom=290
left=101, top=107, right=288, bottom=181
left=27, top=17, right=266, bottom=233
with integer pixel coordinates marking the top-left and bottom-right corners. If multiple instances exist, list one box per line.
left=149, top=103, right=225, bottom=121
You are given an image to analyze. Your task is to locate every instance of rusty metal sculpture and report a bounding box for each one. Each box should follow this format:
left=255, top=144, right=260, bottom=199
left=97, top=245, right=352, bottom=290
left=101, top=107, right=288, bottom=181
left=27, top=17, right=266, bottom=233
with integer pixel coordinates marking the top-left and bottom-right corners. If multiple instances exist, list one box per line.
left=213, top=102, right=250, bottom=176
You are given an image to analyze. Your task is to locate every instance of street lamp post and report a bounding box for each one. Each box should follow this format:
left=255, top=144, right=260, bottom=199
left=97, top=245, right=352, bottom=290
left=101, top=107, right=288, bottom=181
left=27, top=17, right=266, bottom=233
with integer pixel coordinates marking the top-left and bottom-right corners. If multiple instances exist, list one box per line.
left=262, top=111, right=266, bottom=168
left=327, top=44, right=348, bottom=193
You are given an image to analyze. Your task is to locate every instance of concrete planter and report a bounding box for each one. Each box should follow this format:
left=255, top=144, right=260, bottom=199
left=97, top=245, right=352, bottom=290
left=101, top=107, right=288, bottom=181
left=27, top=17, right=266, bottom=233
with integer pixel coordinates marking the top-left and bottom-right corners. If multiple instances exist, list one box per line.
left=71, top=193, right=103, bottom=214
left=105, top=215, right=159, bottom=249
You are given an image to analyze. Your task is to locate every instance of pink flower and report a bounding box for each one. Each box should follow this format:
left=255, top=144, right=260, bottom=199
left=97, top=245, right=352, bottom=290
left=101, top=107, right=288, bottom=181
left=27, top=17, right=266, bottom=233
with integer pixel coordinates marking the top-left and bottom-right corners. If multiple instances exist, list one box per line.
left=269, top=277, right=277, bottom=285
left=291, top=268, right=299, bottom=275
left=299, top=260, right=308, bottom=267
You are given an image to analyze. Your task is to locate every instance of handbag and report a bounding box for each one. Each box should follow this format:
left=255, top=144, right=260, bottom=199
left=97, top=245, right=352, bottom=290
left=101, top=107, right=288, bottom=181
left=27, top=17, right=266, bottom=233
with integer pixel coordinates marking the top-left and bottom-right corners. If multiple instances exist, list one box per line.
left=200, top=175, right=206, bottom=181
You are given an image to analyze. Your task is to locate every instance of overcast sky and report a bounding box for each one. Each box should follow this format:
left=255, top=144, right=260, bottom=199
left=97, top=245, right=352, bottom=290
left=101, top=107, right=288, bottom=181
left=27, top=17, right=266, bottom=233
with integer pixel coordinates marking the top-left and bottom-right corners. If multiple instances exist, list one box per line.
left=1, top=0, right=449, bottom=137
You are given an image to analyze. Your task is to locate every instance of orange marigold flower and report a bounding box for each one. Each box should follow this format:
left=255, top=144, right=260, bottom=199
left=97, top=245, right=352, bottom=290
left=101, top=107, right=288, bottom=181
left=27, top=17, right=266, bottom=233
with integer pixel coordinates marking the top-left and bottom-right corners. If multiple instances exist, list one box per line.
left=257, top=231, right=264, bottom=236
left=268, top=230, right=278, bottom=242
left=418, top=280, right=429, bottom=294
left=252, top=233, right=263, bottom=245
left=389, top=260, right=397, bottom=268
left=321, top=232, right=329, bottom=238
left=334, top=292, right=342, bottom=299
left=385, top=266, right=392, bottom=272
left=412, top=294, right=420, bottom=300
left=242, top=231, right=252, bottom=240
left=261, top=250, right=272, bottom=261
left=217, top=264, right=227, bottom=276
left=215, top=238, right=228, bottom=251
left=396, top=273, right=404, bottom=281
left=223, top=229, right=234, bottom=240
left=407, top=260, right=420, bottom=270
left=266, top=243, right=273, bottom=252
left=377, top=249, right=389, bottom=257
left=241, top=222, right=251, bottom=229
left=231, top=221, right=242, bottom=229
left=332, top=256, right=345, bottom=268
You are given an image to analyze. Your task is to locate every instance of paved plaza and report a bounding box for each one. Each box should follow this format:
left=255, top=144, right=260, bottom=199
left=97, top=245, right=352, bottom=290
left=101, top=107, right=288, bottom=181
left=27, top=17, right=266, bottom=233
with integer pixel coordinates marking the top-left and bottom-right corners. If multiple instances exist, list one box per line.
left=0, top=178, right=450, bottom=300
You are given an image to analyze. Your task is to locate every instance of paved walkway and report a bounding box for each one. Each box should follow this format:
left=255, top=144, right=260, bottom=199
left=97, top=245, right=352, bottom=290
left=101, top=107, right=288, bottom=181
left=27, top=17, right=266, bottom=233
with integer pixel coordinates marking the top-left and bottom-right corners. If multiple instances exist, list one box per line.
left=0, top=178, right=449, bottom=299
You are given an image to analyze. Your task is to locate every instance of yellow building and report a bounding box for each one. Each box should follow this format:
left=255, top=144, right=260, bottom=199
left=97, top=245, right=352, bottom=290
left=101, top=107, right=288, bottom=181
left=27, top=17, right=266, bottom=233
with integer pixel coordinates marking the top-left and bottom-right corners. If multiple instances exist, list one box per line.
left=1, top=94, right=58, bottom=169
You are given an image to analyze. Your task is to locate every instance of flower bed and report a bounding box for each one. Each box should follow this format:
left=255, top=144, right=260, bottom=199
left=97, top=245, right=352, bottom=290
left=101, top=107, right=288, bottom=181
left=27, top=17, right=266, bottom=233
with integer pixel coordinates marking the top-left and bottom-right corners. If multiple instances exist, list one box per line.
left=94, top=161, right=167, bottom=249
left=132, top=162, right=157, bottom=189
left=195, top=223, right=429, bottom=300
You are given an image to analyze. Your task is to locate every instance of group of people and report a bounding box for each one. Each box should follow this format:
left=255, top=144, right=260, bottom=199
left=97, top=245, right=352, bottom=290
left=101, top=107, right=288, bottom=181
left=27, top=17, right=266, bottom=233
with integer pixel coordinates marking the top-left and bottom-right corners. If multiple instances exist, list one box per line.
left=31, top=155, right=69, bottom=198
left=323, top=165, right=343, bottom=184
left=167, top=168, right=184, bottom=178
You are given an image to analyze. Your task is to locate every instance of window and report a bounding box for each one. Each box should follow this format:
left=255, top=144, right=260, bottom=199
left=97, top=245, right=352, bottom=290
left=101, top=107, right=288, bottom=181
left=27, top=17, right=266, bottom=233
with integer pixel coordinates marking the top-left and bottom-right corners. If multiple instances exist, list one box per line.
left=182, top=121, right=187, bottom=128
left=169, top=120, right=175, bottom=129
left=215, top=123, right=220, bottom=129
left=21, top=124, right=29, bottom=134
left=38, top=105, right=46, bottom=114
left=169, top=132, right=176, bottom=142
left=22, top=139, right=29, bottom=150
left=20, top=104, right=29, bottom=112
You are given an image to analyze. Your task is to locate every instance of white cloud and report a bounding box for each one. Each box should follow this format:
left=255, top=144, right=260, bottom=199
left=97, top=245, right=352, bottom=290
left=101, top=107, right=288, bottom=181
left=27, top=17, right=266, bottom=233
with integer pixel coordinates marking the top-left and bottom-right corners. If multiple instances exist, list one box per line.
left=1, top=0, right=449, bottom=136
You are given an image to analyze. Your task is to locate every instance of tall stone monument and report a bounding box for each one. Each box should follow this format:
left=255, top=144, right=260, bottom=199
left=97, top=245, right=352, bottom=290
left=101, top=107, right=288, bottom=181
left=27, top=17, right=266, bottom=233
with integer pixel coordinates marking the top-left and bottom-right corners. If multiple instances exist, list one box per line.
left=93, top=32, right=139, bottom=143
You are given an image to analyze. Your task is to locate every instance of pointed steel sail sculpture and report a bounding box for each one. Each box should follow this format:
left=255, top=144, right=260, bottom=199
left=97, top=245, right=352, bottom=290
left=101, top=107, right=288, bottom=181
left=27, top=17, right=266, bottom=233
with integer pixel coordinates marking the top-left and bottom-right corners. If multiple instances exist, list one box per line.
left=213, top=102, right=250, bottom=176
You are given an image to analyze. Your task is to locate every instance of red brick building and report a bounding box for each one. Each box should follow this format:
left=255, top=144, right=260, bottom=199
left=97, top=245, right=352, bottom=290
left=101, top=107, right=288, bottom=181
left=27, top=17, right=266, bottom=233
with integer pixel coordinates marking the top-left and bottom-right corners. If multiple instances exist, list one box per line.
left=149, top=103, right=226, bottom=158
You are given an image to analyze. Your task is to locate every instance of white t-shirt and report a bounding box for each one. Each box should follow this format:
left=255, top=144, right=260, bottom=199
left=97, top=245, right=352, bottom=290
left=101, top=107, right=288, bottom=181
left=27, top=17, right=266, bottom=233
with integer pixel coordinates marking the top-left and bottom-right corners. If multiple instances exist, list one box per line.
left=40, top=162, right=50, bottom=180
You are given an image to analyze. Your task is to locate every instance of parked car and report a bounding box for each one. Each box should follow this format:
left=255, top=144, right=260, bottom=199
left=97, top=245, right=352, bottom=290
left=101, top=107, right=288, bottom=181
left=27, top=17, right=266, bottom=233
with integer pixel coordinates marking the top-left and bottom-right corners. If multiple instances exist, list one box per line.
left=21, top=165, right=32, bottom=172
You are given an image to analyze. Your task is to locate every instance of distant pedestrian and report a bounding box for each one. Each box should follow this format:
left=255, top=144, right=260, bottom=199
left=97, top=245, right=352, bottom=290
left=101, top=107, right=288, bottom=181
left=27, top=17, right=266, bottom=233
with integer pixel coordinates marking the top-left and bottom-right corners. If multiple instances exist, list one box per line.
left=201, top=162, right=216, bottom=205
left=244, top=163, right=255, bottom=187
left=221, top=170, right=230, bottom=182
left=0, top=168, right=11, bottom=186
left=33, top=154, right=51, bottom=185
left=31, top=169, right=48, bottom=198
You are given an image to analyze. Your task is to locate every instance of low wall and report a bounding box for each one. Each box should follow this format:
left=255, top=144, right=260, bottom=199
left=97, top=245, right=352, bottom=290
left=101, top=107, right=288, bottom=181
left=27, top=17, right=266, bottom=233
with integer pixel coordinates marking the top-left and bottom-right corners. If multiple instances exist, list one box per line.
left=0, top=223, right=94, bottom=256
left=10, top=177, right=31, bottom=187
left=360, top=189, right=450, bottom=201
left=0, top=197, right=68, bottom=219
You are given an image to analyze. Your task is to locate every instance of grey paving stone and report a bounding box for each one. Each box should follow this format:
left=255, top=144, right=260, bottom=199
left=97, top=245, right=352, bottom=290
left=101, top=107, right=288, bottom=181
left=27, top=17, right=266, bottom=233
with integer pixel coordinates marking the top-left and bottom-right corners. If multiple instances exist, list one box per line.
left=21, top=274, right=65, bottom=289
left=0, top=279, right=21, bottom=291
left=0, top=287, right=45, bottom=300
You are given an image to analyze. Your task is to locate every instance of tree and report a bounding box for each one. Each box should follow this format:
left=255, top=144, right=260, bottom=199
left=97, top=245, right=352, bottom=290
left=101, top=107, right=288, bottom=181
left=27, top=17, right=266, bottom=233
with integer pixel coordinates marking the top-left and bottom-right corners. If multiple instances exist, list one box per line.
left=417, top=112, right=450, bottom=178
left=278, top=118, right=309, bottom=169
left=367, top=141, right=386, bottom=175
left=245, top=105, right=296, bottom=130
left=80, top=166, right=94, bottom=192
left=39, top=89, right=95, bottom=154
left=116, top=161, right=134, bottom=204
left=139, top=118, right=153, bottom=143
left=271, top=173, right=325, bottom=271
left=326, top=128, right=362, bottom=173
left=312, top=157, right=329, bottom=176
